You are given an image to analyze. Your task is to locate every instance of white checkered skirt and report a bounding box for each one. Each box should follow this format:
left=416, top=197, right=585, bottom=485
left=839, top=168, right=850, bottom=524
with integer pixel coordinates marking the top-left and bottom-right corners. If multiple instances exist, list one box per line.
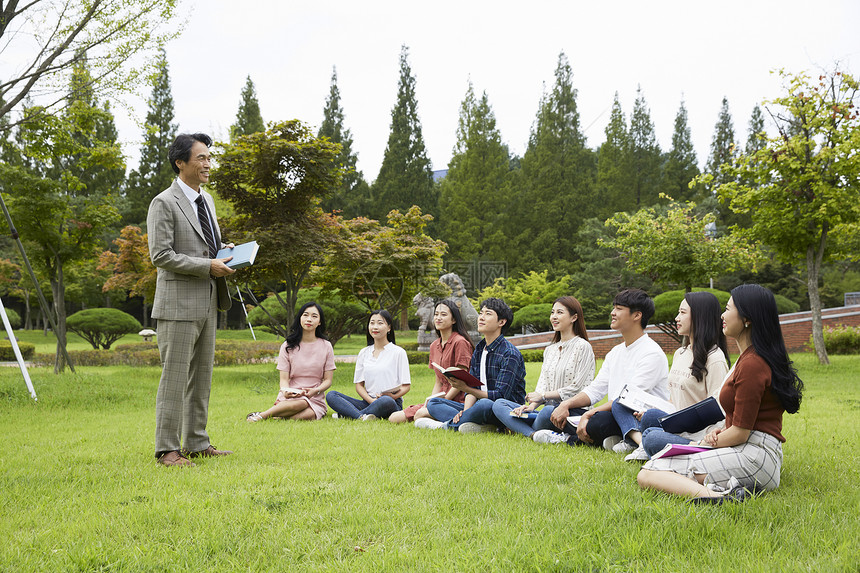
left=642, top=430, right=783, bottom=492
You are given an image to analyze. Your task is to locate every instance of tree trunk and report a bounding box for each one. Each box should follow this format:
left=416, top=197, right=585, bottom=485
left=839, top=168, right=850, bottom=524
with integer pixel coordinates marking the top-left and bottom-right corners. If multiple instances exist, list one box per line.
left=142, top=302, right=149, bottom=328
left=51, top=260, right=69, bottom=374
left=23, top=295, right=31, bottom=330
left=807, top=238, right=830, bottom=365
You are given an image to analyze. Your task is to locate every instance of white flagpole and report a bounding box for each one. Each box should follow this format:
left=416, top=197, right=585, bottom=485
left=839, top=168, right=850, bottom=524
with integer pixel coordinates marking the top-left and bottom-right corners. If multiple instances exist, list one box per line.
left=0, top=297, right=37, bottom=401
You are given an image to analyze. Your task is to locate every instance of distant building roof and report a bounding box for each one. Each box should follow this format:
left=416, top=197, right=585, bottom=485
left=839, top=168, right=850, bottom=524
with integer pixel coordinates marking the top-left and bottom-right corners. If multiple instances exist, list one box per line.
left=432, top=169, right=448, bottom=182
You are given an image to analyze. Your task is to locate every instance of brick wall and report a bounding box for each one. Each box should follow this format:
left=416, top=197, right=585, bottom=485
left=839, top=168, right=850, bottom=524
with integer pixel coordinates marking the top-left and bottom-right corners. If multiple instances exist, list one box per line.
left=507, top=305, right=860, bottom=358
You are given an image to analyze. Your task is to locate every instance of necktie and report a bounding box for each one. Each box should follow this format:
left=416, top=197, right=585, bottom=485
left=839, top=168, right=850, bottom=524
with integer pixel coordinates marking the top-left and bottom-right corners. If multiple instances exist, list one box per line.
left=195, top=195, right=218, bottom=258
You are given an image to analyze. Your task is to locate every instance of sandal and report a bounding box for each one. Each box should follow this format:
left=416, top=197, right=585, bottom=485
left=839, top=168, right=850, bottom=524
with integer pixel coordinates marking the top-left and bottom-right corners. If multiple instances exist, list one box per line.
left=246, top=412, right=264, bottom=422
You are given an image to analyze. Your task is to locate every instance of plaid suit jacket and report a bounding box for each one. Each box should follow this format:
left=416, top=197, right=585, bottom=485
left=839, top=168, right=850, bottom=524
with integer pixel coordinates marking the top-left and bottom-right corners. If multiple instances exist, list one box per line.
left=147, top=180, right=232, bottom=320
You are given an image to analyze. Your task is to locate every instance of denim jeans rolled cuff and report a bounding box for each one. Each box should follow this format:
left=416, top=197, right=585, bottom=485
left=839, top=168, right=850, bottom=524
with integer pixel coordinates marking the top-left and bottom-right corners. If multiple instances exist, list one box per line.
left=325, top=391, right=403, bottom=420
left=638, top=408, right=670, bottom=433
left=451, top=398, right=498, bottom=429
left=493, top=399, right=539, bottom=437
left=641, top=427, right=693, bottom=457
left=426, top=397, right=464, bottom=423
left=610, top=401, right=641, bottom=443
left=363, top=396, right=403, bottom=419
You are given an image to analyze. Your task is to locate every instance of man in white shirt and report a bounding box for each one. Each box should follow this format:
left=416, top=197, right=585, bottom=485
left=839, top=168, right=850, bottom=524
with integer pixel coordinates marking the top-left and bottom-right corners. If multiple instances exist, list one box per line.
left=535, top=289, right=669, bottom=449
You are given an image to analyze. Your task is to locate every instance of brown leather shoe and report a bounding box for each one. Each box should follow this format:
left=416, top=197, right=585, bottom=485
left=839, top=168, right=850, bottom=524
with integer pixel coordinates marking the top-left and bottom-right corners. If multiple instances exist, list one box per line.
left=157, top=450, right=195, bottom=467
left=185, top=445, right=233, bottom=458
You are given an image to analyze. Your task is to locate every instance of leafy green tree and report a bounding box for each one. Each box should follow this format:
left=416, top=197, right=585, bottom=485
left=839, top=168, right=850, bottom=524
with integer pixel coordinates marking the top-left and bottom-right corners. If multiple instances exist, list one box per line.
left=661, top=99, right=700, bottom=202
left=629, top=86, right=662, bottom=208
left=439, top=82, right=511, bottom=261
left=311, top=207, right=447, bottom=318
left=602, top=201, right=760, bottom=292
left=211, top=120, right=344, bottom=327
left=715, top=69, right=860, bottom=364
left=744, top=104, right=767, bottom=156
left=511, top=303, right=554, bottom=333
left=595, top=93, right=633, bottom=219
left=569, top=218, right=654, bottom=329
left=66, top=308, right=142, bottom=350
left=475, top=270, right=571, bottom=313
left=705, top=96, right=737, bottom=189
left=514, top=52, right=596, bottom=273
left=124, top=51, right=177, bottom=225
left=371, top=46, right=436, bottom=224
left=317, top=67, right=370, bottom=217
left=1, top=62, right=123, bottom=371
left=246, top=287, right=367, bottom=347
left=0, top=1, right=181, bottom=131
left=230, top=75, right=265, bottom=140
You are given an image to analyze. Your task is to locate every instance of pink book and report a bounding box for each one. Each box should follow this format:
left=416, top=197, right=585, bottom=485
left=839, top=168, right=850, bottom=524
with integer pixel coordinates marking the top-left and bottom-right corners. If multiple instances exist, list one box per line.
left=651, top=444, right=714, bottom=460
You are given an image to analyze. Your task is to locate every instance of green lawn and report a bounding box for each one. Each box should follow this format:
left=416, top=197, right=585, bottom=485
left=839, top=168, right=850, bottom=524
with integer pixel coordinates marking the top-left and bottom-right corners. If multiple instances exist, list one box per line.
left=0, top=354, right=858, bottom=571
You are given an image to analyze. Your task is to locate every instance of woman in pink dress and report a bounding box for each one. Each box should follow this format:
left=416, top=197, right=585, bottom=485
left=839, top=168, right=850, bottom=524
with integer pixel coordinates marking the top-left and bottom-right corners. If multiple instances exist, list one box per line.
left=246, top=302, right=336, bottom=421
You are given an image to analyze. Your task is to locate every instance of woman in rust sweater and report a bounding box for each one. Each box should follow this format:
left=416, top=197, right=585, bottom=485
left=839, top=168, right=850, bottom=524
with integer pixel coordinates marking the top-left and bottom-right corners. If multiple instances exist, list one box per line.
left=636, top=284, right=804, bottom=504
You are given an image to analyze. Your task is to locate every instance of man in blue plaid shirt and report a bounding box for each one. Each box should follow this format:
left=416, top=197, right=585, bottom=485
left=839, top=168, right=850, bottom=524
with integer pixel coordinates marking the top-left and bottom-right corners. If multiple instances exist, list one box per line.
left=422, top=298, right=526, bottom=432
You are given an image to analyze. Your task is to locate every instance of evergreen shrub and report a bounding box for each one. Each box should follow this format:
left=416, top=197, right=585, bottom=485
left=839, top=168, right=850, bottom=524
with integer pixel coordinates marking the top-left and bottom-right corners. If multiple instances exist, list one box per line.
left=66, top=308, right=142, bottom=350
left=0, top=340, right=35, bottom=360
left=817, top=325, right=860, bottom=355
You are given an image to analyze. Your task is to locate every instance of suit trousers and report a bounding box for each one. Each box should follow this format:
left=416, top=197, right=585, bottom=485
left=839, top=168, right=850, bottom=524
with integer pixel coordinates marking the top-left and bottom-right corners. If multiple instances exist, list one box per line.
left=155, top=282, right=218, bottom=456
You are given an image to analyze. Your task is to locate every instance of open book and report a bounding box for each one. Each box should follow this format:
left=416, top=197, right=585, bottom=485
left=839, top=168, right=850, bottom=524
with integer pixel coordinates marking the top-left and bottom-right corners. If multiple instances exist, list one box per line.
left=216, top=240, right=259, bottom=269
left=431, top=362, right=483, bottom=388
left=510, top=410, right=539, bottom=420
left=650, top=443, right=714, bottom=460
left=616, top=384, right=676, bottom=414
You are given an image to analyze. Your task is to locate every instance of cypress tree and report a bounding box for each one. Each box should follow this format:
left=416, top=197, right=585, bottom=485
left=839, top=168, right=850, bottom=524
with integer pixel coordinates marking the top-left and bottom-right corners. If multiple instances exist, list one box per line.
left=515, top=52, right=596, bottom=274
left=661, top=99, right=700, bottom=202
left=317, top=67, right=370, bottom=217
left=439, top=82, right=511, bottom=261
left=124, top=50, right=177, bottom=225
left=744, top=103, right=766, bottom=156
left=705, top=96, right=736, bottom=189
left=629, top=85, right=662, bottom=208
left=371, top=45, right=436, bottom=224
left=230, top=75, right=265, bottom=139
left=595, top=92, right=633, bottom=218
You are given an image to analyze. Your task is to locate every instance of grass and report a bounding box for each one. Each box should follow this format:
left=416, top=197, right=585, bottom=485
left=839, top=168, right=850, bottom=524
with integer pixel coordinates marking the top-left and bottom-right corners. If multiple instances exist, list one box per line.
left=0, top=354, right=858, bottom=571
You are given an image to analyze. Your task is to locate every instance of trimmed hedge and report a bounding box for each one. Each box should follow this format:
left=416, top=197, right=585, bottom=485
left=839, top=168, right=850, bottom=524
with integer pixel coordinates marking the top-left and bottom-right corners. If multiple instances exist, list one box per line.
left=817, top=325, right=860, bottom=355
left=406, top=351, right=430, bottom=365
left=34, top=340, right=283, bottom=367
left=0, top=340, right=35, bottom=361
left=2, top=308, right=22, bottom=329
left=519, top=349, right=545, bottom=362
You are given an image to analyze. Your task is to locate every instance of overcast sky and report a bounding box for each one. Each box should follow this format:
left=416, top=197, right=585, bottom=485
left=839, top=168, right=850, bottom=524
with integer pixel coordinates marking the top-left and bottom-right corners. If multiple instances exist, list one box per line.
left=116, top=0, right=859, bottom=181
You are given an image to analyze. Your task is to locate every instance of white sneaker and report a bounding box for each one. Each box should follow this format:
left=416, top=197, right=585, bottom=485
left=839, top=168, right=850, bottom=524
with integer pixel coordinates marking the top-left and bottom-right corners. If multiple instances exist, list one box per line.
left=331, top=412, right=339, bottom=419
left=532, top=430, right=571, bottom=444
left=414, top=418, right=445, bottom=430
left=602, top=435, right=623, bottom=451
left=613, top=440, right=636, bottom=453
left=625, top=445, right=650, bottom=462
left=458, top=422, right=496, bottom=433
left=359, top=414, right=377, bottom=421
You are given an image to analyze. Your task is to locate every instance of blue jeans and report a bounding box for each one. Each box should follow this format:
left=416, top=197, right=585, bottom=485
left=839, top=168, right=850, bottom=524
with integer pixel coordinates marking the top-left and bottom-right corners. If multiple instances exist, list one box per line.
left=610, top=401, right=641, bottom=444
left=425, top=397, right=464, bottom=423
left=492, top=399, right=557, bottom=437
left=638, top=407, right=693, bottom=457
left=426, top=397, right=500, bottom=429
left=325, top=391, right=402, bottom=419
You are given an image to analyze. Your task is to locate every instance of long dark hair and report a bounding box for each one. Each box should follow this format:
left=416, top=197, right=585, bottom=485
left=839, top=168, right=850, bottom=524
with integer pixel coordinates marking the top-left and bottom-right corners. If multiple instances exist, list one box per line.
left=552, top=296, right=589, bottom=343
left=683, top=291, right=729, bottom=382
left=286, top=302, right=328, bottom=352
left=731, top=284, right=803, bottom=413
left=433, top=299, right=475, bottom=351
left=366, top=309, right=396, bottom=346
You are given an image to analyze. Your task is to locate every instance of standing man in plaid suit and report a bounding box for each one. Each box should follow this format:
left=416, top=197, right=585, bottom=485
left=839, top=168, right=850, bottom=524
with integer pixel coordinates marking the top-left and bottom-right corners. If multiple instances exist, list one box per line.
left=147, top=133, right=235, bottom=467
